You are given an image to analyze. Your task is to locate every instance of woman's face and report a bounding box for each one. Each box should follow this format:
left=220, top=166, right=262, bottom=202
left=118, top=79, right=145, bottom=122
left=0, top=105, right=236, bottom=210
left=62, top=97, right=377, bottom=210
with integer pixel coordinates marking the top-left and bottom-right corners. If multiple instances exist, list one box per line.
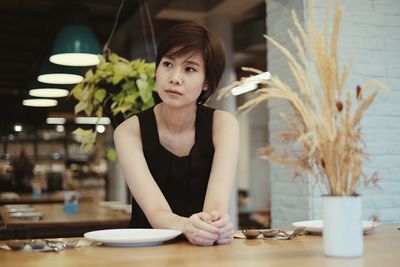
left=156, top=52, right=207, bottom=108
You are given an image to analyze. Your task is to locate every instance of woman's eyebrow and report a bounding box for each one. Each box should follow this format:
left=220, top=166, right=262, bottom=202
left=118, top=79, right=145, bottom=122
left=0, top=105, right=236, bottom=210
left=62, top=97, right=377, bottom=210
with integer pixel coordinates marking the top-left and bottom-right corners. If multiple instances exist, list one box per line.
left=185, top=60, right=200, bottom=66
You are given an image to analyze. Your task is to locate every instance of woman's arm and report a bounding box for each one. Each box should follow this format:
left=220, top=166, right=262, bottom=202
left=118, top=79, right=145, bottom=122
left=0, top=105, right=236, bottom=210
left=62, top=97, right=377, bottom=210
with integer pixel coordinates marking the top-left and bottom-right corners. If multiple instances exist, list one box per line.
left=203, top=110, right=239, bottom=213
left=202, top=110, right=239, bottom=244
left=113, top=116, right=220, bottom=245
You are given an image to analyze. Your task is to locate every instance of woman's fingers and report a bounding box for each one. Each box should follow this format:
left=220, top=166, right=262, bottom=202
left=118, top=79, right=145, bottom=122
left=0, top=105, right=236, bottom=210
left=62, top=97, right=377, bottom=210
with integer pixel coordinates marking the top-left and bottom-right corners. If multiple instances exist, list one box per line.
left=208, top=212, right=233, bottom=244
left=184, top=213, right=220, bottom=246
left=186, top=226, right=216, bottom=246
left=210, top=213, right=230, bottom=228
left=184, top=212, right=234, bottom=246
left=187, top=231, right=215, bottom=246
left=216, top=221, right=234, bottom=244
left=198, top=212, right=213, bottom=224
left=191, top=226, right=219, bottom=241
left=216, top=225, right=233, bottom=242
left=218, top=221, right=234, bottom=234
left=191, top=213, right=220, bottom=234
left=216, top=236, right=233, bottom=245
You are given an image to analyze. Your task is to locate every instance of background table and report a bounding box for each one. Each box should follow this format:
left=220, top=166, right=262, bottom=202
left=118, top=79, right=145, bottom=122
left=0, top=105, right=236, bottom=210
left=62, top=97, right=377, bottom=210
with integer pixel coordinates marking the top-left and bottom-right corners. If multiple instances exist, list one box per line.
left=0, top=202, right=130, bottom=239
left=0, top=224, right=399, bottom=267
left=0, top=191, right=103, bottom=205
left=0, top=192, right=65, bottom=205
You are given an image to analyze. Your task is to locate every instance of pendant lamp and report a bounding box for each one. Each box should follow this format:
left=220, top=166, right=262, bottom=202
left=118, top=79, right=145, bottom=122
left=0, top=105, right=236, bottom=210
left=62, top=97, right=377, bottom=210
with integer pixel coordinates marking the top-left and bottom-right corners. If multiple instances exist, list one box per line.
left=37, top=58, right=83, bottom=85
left=29, top=80, right=69, bottom=98
left=50, top=25, right=101, bottom=67
left=49, top=2, right=101, bottom=67
left=23, top=98, right=58, bottom=107
left=22, top=83, right=58, bottom=108
left=22, top=93, right=58, bottom=107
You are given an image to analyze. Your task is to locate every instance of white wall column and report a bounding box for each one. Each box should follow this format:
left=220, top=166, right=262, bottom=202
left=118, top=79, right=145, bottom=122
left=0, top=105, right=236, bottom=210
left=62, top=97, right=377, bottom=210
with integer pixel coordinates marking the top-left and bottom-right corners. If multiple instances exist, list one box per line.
left=105, top=128, right=128, bottom=203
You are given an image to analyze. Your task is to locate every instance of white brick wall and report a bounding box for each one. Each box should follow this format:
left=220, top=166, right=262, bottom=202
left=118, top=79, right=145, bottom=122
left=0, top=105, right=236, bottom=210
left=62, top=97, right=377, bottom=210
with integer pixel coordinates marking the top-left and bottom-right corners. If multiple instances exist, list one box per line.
left=267, top=0, right=400, bottom=227
left=267, top=0, right=313, bottom=228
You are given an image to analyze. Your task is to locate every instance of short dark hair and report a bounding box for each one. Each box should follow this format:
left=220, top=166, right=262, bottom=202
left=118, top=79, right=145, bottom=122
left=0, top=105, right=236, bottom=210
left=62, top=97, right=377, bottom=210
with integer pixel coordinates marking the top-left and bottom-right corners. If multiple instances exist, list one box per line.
left=156, top=22, right=226, bottom=104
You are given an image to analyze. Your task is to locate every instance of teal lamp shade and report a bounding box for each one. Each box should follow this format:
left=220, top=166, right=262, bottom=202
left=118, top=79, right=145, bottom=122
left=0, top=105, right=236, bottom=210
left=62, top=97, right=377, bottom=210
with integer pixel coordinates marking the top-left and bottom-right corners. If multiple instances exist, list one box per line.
left=38, top=58, right=84, bottom=85
left=50, top=25, right=101, bottom=67
left=29, top=80, right=69, bottom=98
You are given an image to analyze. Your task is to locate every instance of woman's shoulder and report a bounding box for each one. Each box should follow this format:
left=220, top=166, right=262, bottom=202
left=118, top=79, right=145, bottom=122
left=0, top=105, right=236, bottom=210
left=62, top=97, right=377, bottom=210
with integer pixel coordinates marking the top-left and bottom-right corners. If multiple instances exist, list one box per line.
left=211, top=109, right=239, bottom=147
left=113, top=115, right=140, bottom=140
left=213, top=109, right=238, bottom=127
left=211, top=109, right=239, bottom=142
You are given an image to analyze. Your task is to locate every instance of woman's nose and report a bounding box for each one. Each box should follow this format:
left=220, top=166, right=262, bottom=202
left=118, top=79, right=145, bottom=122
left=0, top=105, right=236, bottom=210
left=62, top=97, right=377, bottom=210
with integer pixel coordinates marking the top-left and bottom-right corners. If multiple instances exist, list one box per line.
left=169, top=70, right=182, bottom=86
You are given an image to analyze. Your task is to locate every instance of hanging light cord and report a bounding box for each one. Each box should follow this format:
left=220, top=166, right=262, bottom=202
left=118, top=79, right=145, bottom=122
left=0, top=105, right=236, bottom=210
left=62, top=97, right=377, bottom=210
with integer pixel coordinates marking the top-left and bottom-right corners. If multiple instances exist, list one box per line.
left=103, top=0, right=157, bottom=60
left=140, top=0, right=157, bottom=60
left=103, top=0, right=126, bottom=54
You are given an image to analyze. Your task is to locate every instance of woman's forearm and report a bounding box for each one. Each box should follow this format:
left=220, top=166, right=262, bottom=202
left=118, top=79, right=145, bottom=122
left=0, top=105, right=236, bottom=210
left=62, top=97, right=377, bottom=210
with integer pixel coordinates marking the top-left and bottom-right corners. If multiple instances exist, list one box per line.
left=147, top=209, right=189, bottom=233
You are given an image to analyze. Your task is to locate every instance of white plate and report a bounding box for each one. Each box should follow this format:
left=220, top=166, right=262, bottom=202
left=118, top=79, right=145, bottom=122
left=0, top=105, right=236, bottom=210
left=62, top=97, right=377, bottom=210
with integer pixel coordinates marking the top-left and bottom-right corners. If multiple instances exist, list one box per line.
left=7, top=207, right=36, bottom=213
left=292, top=220, right=380, bottom=234
left=4, top=204, right=30, bottom=209
left=84, top=229, right=182, bottom=247
left=10, top=211, right=43, bottom=219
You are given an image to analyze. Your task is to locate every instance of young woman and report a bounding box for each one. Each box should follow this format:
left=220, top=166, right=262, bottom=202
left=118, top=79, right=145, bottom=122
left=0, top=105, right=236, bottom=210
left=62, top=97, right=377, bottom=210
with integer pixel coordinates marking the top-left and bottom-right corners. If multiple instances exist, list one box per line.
left=114, top=22, right=239, bottom=246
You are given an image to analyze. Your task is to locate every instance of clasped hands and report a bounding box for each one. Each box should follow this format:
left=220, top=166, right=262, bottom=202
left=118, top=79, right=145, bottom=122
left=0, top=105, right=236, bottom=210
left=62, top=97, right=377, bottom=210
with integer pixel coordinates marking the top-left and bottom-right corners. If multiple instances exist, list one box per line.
left=184, top=211, right=233, bottom=246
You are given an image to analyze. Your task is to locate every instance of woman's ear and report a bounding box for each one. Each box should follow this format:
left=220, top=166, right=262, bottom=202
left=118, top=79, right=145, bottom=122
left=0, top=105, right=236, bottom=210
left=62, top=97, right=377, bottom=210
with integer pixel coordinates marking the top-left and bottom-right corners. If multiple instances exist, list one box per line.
left=202, top=82, right=208, bottom=91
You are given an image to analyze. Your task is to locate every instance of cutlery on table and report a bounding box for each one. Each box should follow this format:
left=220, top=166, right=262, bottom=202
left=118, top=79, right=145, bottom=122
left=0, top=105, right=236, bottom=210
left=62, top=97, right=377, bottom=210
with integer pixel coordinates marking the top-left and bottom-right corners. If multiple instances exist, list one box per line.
left=241, top=226, right=306, bottom=240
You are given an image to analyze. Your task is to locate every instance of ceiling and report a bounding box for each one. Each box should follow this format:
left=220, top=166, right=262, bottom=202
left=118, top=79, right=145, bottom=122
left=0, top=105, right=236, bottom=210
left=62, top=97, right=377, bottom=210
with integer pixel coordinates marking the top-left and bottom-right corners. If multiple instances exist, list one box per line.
left=0, top=0, right=266, bottom=129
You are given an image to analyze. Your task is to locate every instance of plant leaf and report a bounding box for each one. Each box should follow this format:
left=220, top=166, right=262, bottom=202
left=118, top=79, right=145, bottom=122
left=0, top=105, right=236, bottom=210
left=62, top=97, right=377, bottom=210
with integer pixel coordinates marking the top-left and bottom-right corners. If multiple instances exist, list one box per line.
left=94, top=89, right=107, bottom=103
left=137, top=79, right=152, bottom=102
left=107, top=148, right=118, bottom=162
left=74, top=101, right=87, bottom=114
left=71, top=83, right=83, bottom=100
left=84, top=102, right=93, bottom=116
left=108, top=53, right=119, bottom=63
left=96, top=106, right=103, bottom=118
left=125, top=92, right=140, bottom=104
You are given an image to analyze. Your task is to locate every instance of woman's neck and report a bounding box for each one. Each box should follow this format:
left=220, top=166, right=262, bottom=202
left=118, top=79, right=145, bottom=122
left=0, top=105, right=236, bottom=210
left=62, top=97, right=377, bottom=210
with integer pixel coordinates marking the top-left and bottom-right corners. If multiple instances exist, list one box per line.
left=155, top=103, right=197, bottom=134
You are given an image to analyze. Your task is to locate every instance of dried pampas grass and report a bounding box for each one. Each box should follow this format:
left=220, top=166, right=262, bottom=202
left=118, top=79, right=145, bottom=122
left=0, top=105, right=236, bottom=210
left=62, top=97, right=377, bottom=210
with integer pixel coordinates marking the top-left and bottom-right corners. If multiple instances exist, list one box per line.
left=220, top=0, right=388, bottom=196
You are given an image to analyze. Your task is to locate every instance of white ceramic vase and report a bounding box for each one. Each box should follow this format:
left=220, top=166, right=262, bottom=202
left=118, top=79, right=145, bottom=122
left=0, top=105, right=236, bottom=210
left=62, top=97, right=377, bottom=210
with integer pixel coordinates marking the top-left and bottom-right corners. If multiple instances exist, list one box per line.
left=322, top=195, right=363, bottom=257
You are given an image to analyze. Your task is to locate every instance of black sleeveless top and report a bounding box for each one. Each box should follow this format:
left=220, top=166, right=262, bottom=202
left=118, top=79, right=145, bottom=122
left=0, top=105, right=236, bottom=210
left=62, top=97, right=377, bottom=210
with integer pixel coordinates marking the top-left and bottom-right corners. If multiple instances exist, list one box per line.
left=129, top=104, right=215, bottom=228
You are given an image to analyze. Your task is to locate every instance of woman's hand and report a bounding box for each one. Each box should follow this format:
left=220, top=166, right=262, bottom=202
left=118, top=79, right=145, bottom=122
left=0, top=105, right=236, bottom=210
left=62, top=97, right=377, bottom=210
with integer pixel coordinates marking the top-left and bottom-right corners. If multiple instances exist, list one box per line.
left=209, top=211, right=234, bottom=244
left=183, top=212, right=220, bottom=246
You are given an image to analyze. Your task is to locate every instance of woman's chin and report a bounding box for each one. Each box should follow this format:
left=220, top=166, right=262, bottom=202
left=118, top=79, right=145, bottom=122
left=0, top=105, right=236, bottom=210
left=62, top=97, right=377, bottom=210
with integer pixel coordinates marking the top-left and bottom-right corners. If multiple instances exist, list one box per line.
left=160, top=98, right=196, bottom=109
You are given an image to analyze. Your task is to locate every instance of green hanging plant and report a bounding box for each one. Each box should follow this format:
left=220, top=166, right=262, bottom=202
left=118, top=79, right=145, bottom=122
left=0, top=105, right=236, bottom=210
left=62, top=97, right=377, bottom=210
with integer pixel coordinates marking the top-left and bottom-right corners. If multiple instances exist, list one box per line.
left=71, top=52, right=156, bottom=153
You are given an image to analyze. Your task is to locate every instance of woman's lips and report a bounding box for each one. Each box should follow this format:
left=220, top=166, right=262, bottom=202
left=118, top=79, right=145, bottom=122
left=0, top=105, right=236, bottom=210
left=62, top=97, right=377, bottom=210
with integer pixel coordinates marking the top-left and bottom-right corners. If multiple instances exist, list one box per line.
left=165, top=89, right=183, bottom=96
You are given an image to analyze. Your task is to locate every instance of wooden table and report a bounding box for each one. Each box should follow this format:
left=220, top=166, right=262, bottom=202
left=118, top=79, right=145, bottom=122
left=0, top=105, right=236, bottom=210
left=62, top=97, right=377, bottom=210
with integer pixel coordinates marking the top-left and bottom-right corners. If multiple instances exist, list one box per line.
left=0, top=203, right=130, bottom=239
left=0, top=191, right=104, bottom=205
left=0, top=192, right=65, bottom=205
left=0, top=224, right=398, bottom=267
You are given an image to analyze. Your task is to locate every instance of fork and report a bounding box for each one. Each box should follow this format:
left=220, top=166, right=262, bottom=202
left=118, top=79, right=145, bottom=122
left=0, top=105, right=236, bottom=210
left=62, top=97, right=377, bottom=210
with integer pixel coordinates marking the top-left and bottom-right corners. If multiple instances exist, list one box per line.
left=281, top=226, right=306, bottom=239
left=45, top=240, right=78, bottom=251
left=44, top=240, right=65, bottom=252
left=65, top=240, right=79, bottom=249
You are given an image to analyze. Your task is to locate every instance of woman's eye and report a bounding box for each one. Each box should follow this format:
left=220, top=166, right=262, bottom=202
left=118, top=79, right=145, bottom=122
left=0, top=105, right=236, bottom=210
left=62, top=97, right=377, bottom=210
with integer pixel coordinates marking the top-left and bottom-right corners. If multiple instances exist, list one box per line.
left=185, top=67, right=196, bottom=72
left=163, top=61, right=172, bottom=67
